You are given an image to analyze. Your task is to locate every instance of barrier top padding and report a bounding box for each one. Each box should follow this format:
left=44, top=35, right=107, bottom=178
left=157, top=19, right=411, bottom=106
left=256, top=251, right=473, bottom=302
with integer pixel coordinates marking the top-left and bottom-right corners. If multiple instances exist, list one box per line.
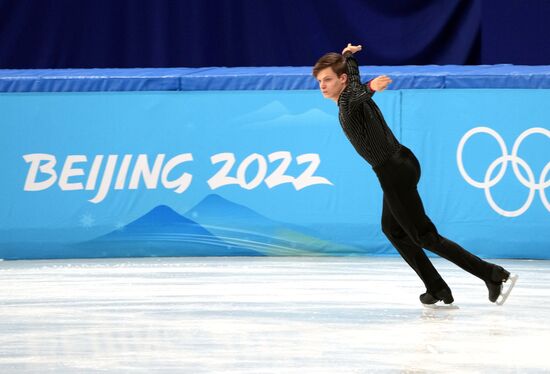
left=1, top=65, right=549, bottom=92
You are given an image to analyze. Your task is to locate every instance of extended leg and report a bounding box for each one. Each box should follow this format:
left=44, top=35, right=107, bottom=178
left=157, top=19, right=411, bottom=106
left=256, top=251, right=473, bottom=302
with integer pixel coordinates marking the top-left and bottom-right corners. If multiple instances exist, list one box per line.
left=381, top=196, right=450, bottom=297
left=382, top=173, right=493, bottom=282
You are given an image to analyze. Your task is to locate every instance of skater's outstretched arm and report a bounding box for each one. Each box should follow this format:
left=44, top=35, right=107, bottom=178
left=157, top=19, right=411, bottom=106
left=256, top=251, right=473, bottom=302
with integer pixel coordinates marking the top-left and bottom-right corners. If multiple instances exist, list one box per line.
left=341, top=43, right=392, bottom=102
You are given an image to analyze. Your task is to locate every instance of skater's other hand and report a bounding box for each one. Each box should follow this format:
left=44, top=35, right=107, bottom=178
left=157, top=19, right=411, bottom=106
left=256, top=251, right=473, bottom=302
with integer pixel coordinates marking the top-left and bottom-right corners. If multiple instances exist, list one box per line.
left=370, top=75, right=392, bottom=92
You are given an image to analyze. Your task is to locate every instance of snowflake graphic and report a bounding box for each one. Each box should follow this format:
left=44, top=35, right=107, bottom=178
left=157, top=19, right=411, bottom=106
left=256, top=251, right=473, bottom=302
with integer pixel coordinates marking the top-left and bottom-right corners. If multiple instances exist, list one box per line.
left=79, top=213, right=95, bottom=228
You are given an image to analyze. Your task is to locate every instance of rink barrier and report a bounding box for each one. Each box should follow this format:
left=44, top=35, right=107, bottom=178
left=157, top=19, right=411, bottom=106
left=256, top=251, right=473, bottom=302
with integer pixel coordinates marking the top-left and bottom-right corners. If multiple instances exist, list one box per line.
left=0, top=65, right=549, bottom=259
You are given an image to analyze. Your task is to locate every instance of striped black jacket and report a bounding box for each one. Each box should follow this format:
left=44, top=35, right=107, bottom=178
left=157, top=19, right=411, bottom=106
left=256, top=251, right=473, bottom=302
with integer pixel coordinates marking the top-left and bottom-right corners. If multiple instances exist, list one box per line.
left=337, top=52, right=401, bottom=167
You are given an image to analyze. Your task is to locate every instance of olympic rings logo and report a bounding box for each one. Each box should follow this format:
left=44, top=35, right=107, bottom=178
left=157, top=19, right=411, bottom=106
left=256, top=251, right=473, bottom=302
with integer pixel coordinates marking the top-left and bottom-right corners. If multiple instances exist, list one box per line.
left=456, top=127, right=550, bottom=217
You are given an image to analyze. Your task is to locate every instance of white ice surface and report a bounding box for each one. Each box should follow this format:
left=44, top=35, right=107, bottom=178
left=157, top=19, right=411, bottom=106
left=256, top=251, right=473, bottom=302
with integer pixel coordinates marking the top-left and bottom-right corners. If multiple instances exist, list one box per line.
left=1, top=257, right=549, bottom=373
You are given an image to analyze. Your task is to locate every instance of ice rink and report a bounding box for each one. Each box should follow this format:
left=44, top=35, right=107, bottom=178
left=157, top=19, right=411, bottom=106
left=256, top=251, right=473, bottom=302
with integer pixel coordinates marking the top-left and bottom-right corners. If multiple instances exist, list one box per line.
left=1, top=257, right=549, bottom=373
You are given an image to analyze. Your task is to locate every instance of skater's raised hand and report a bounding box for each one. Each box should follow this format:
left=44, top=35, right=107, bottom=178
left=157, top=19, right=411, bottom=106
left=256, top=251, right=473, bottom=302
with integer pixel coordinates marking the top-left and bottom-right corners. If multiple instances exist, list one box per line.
left=342, top=43, right=362, bottom=55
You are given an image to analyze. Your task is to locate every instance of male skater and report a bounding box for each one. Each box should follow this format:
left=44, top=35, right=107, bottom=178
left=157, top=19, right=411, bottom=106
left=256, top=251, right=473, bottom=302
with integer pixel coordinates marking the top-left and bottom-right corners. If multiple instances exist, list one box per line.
left=313, top=43, right=517, bottom=306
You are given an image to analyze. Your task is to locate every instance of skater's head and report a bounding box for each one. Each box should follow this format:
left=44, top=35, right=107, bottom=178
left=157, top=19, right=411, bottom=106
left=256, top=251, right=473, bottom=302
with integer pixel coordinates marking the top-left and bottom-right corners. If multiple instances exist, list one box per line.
left=313, top=52, right=348, bottom=102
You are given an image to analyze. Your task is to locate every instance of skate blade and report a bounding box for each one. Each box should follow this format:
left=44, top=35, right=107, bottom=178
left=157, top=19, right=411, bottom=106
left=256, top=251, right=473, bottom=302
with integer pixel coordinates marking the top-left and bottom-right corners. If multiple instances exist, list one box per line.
left=422, top=303, right=459, bottom=310
left=496, top=274, right=518, bottom=306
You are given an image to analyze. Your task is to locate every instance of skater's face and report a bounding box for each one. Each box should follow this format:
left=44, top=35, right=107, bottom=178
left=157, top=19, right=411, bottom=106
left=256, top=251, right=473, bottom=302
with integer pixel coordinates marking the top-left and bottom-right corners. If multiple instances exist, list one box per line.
left=316, top=67, right=347, bottom=102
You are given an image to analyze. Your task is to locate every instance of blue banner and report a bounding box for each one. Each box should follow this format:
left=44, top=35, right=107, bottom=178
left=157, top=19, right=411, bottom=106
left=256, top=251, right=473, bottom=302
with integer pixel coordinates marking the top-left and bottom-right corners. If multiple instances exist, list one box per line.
left=401, top=89, right=550, bottom=259
left=1, top=89, right=549, bottom=259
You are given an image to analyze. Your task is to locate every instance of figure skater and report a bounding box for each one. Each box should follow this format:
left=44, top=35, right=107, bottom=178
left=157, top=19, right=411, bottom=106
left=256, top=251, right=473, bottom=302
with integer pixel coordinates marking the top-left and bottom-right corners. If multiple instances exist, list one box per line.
left=312, top=43, right=517, bottom=307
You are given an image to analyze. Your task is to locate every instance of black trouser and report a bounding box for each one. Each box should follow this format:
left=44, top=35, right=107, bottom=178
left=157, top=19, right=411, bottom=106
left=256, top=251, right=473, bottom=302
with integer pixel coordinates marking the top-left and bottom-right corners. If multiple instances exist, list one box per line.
left=373, top=146, right=493, bottom=294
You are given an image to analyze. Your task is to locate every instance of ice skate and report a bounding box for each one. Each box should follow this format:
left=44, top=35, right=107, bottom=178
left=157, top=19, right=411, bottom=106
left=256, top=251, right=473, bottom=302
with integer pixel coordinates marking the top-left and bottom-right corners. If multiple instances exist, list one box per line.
left=486, top=266, right=518, bottom=305
left=420, top=287, right=459, bottom=309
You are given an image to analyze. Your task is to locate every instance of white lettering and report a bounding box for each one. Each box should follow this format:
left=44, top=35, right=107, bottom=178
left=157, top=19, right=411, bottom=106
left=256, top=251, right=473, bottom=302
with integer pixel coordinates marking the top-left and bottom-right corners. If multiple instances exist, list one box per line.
left=129, top=154, right=165, bottom=190
left=265, top=151, right=294, bottom=188
left=237, top=153, right=267, bottom=190
left=23, top=154, right=57, bottom=191
left=86, top=155, right=104, bottom=190
left=208, top=152, right=334, bottom=191
left=161, top=153, right=194, bottom=193
left=115, top=155, right=133, bottom=190
left=89, top=155, right=118, bottom=203
left=59, top=155, right=87, bottom=191
left=293, top=153, right=333, bottom=190
left=208, top=153, right=239, bottom=190
left=22, top=151, right=333, bottom=202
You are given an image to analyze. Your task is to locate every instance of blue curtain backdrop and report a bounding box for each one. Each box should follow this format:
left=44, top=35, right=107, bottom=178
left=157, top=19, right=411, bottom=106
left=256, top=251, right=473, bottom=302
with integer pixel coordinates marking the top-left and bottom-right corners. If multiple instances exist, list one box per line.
left=0, top=0, right=548, bottom=69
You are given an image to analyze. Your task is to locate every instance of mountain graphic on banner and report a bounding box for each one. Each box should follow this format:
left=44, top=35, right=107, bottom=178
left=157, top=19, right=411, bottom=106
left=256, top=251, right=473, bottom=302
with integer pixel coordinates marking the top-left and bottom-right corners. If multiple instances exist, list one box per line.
left=185, top=194, right=363, bottom=255
left=83, top=205, right=262, bottom=257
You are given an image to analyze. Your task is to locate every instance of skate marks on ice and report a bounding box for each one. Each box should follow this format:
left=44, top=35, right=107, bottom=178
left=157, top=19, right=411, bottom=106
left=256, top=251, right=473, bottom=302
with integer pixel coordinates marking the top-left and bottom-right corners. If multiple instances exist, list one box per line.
left=0, top=257, right=549, bottom=372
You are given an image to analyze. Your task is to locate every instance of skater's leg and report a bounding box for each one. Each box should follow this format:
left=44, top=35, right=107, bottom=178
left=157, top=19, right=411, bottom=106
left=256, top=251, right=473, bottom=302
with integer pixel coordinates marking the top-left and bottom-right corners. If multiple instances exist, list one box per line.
left=384, top=180, right=497, bottom=282
left=381, top=196, right=450, bottom=296
left=378, top=149, right=494, bottom=282
left=376, top=147, right=516, bottom=303
left=426, top=235, right=518, bottom=304
left=424, top=236, right=494, bottom=280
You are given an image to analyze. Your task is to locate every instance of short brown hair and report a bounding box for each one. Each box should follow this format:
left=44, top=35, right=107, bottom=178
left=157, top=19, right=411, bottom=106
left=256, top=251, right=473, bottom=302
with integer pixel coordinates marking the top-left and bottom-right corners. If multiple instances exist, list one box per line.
left=312, top=52, right=346, bottom=78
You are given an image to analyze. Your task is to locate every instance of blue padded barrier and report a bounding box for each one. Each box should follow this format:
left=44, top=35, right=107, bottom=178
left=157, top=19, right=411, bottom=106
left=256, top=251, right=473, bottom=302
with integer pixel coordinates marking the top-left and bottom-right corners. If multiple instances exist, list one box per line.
left=1, top=65, right=550, bottom=92
left=1, top=65, right=549, bottom=260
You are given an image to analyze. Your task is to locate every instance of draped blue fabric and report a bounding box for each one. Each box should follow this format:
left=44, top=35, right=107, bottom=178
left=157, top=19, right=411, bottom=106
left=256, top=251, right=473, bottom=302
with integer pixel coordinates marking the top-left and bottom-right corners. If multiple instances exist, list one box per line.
left=0, top=0, right=546, bottom=69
